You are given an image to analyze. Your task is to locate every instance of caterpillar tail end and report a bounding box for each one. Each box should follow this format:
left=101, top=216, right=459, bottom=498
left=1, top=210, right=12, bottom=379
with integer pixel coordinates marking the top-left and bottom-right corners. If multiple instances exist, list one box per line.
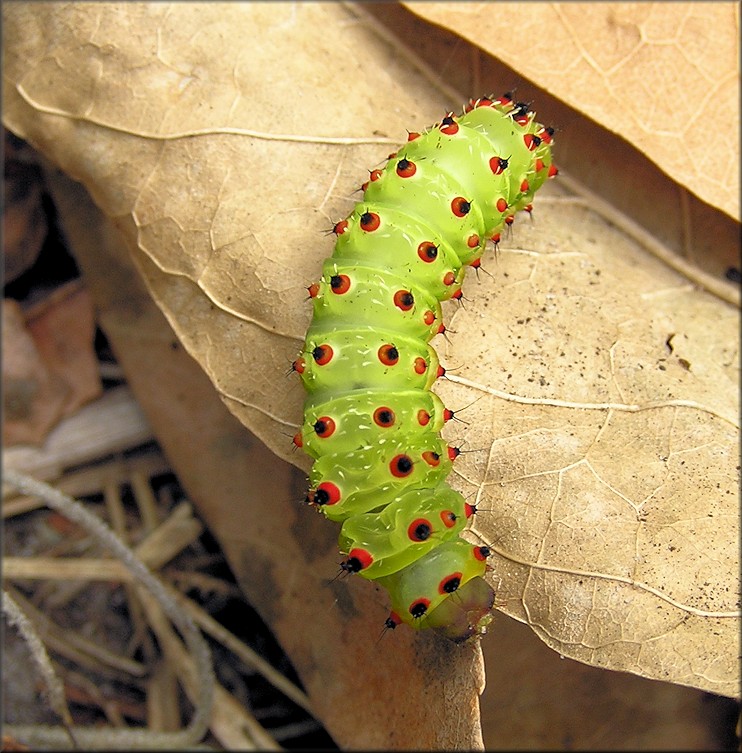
left=384, top=575, right=496, bottom=643
left=425, top=576, right=496, bottom=643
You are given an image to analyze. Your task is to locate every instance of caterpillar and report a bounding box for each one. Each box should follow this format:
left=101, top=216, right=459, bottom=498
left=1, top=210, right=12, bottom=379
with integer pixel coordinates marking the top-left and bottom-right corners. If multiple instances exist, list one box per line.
left=293, top=94, right=556, bottom=642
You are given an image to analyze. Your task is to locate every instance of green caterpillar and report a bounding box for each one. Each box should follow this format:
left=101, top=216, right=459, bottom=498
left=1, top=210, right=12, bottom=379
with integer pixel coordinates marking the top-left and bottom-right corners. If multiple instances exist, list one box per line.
left=293, top=95, right=556, bottom=641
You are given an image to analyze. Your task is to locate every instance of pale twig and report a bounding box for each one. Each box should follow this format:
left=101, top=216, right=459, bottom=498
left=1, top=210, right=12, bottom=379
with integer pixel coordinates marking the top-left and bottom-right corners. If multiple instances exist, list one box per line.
left=55, top=665, right=138, bottom=727
left=130, top=470, right=162, bottom=532
left=132, top=502, right=204, bottom=571
left=2, top=469, right=215, bottom=750
left=2, top=590, right=77, bottom=746
left=4, top=585, right=147, bottom=680
left=2, top=449, right=171, bottom=518
left=146, top=660, right=182, bottom=732
left=171, top=591, right=314, bottom=716
left=5, top=556, right=313, bottom=716
left=164, top=569, right=243, bottom=599
left=137, top=588, right=279, bottom=750
left=103, top=479, right=157, bottom=664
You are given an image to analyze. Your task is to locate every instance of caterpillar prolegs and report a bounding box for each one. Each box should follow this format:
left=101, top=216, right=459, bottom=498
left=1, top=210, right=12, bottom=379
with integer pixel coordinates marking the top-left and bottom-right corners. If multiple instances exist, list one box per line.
left=293, top=94, right=557, bottom=641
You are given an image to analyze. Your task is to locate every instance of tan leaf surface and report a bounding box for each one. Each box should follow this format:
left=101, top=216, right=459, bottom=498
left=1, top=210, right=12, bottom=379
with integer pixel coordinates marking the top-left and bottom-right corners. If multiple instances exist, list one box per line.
left=404, top=1, right=741, bottom=221
left=2, top=0, right=738, bottom=710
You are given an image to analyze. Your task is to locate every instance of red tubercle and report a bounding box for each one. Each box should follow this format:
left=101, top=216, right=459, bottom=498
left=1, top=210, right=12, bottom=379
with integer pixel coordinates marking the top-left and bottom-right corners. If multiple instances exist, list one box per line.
left=360, top=211, right=381, bottom=232
left=312, top=344, right=333, bottom=366
left=469, top=257, right=482, bottom=269
left=464, top=502, right=476, bottom=518
left=344, top=548, right=374, bottom=573
left=378, top=344, right=399, bottom=366
left=414, top=357, right=428, bottom=375
left=333, top=219, right=348, bottom=235
left=310, top=481, right=341, bottom=506
left=440, top=509, right=458, bottom=528
left=467, top=234, right=480, bottom=248
left=369, top=168, right=383, bottom=182
left=330, top=274, right=351, bottom=294
left=423, top=310, right=436, bottom=326
left=495, top=92, right=513, bottom=107
left=443, top=271, right=457, bottom=286
left=407, top=518, right=433, bottom=542
left=407, top=131, right=421, bottom=141
left=451, top=288, right=463, bottom=300
left=440, top=114, right=459, bottom=135
left=548, top=163, right=559, bottom=178
left=520, top=179, right=530, bottom=193
left=473, top=545, right=491, bottom=562
left=292, top=432, right=303, bottom=448
left=439, top=573, right=463, bottom=595
left=396, top=158, right=417, bottom=178
left=417, top=241, right=439, bottom=263
left=385, top=612, right=402, bottom=629
left=511, top=102, right=530, bottom=125
left=451, top=197, right=471, bottom=217
left=443, top=408, right=454, bottom=422
left=535, top=158, right=544, bottom=172
left=422, top=451, right=441, bottom=467
left=539, top=126, right=555, bottom=144
left=307, top=282, right=320, bottom=298
left=496, top=197, right=508, bottom=214
left=313, top=416, right=336, bottom=439
left=436, top=365, right=446, bottom=379
left=489, top=156, right=509, bottom=175
left=523, top=133, right=541, bottom=151
left=393, top=289, right=414, bottom=311
left=390, top=454, right=414, bottom=478
left=447, top=446, right=461, bottom=461
left=409, top=597, right=431, bottom=619
left=292, top=357, right=306, bottom=374
left=417, top=409, right=431, bottom=426
left=373, top=406, right=396, bottom=428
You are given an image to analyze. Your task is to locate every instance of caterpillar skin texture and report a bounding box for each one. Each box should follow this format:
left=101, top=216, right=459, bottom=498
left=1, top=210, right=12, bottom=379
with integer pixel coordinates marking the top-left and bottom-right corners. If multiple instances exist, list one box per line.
left=294, top=95, right=556, bottom=641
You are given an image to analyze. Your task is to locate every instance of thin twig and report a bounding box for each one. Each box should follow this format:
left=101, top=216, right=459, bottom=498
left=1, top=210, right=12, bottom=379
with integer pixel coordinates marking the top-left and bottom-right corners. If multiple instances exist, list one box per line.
left=2, top=469, right=215, bottom=750
left=103, top=478, right=156, bottom=662
left=4, top=557, right=314, bottom=716
left=138, top=589, right=281, bottom=750
left=5, top=585, right=148, bottom=680
left=2, top=591, right=77, bottom=747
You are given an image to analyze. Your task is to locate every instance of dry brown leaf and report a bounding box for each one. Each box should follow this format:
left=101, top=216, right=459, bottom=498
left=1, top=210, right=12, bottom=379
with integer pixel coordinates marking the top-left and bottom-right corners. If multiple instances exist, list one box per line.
left=43, top=171, right=488, bottom=749
left=2, top=0, right=738, bottom=713
left=2, top=283, right=101, bottom=446
left=405, top=1, right=741, bottom=222
left=24, top=283, right=102, bottom=415
left=2, top=298, right=68, bottom=445
left=479, top=616, right=729, bottom=749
